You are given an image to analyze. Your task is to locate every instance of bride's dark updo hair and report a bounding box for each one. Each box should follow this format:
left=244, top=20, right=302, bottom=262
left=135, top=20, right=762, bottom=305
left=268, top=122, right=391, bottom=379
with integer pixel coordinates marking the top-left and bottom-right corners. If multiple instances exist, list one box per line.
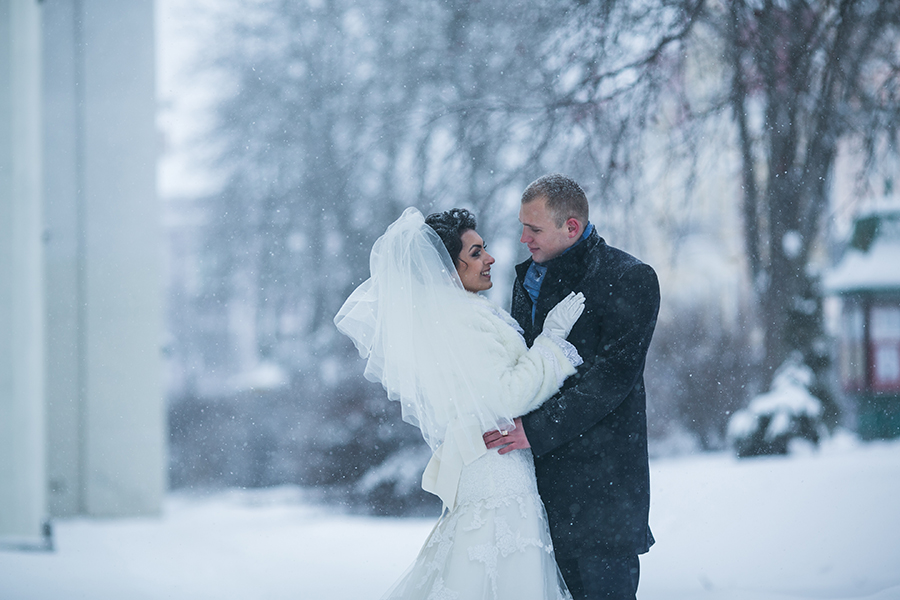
left=425, top=208, right=477, bottom=267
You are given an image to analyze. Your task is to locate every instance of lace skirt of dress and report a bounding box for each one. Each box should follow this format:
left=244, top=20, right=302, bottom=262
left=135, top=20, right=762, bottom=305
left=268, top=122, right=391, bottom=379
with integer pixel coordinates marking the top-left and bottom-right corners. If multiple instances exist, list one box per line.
left=380, top=448, right=572, bottom=600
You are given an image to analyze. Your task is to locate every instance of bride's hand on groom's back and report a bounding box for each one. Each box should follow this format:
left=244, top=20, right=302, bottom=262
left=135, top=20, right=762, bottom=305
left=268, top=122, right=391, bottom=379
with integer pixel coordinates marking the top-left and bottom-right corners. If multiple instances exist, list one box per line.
left=483, top=417, right=530, bottom=454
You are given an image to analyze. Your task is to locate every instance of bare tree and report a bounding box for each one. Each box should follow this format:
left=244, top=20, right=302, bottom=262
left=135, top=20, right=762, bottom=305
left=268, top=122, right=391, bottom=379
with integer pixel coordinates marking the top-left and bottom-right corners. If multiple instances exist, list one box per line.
left=726, top=0, right=900, bottom=417
left=168, top=0, right=578, bottom=507
left=541, top=0, right=900, bottom=425
left=165, top=0, right=900, bottom=499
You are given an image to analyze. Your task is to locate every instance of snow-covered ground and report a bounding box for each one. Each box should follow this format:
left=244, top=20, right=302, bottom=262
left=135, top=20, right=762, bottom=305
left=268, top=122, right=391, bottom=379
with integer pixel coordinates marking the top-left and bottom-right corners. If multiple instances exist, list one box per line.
left=2, top=434, right=899, bottom=600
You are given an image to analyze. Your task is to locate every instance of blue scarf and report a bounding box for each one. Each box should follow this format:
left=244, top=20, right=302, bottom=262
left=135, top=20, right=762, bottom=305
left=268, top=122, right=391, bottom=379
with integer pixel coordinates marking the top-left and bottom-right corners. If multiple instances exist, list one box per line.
left=524, top=222, right=593, bottom=323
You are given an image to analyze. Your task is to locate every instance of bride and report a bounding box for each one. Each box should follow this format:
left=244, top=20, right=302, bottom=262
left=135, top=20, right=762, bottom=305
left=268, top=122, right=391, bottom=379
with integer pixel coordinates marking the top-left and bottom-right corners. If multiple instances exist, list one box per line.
left=334, top=207, right=584, bottom=600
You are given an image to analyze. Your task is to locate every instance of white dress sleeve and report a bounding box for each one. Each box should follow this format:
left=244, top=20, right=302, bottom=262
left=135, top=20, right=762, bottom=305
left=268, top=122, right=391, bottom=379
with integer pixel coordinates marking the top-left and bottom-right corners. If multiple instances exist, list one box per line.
left=421, top=295, right=581, bottom=511
left=465, top=296, right=582, bottom=420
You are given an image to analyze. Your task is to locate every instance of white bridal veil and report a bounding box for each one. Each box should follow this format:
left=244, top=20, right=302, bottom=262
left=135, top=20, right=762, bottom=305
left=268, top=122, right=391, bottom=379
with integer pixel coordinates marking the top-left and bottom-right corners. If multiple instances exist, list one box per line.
left=334, top=207, right=515, bottom=508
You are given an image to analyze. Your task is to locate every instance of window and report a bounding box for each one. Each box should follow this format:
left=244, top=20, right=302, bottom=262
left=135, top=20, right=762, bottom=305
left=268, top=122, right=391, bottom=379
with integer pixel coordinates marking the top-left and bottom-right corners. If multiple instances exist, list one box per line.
left=841, top=303, right=866, bottom=391
left=870, top=305, right=900, bottom=392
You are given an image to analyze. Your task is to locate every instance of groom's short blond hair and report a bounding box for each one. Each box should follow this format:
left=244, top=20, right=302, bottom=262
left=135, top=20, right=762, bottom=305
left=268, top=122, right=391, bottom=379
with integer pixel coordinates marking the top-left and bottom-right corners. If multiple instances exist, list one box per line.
left=521, top=174, right=589, bottom=228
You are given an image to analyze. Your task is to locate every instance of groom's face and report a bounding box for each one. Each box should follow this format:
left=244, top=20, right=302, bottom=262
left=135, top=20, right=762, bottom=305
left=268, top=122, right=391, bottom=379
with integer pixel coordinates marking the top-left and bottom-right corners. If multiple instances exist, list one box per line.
left=519, top=197, right=579, bottom=264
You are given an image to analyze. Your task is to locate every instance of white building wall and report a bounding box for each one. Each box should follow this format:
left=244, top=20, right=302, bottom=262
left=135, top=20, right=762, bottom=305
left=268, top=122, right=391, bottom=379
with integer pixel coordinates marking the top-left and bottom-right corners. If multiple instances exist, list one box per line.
left=0, top=0, right=47, bottom=547
left=42, top=0, right=165, bottom=518
left=2, top=0, right=163, bottom=541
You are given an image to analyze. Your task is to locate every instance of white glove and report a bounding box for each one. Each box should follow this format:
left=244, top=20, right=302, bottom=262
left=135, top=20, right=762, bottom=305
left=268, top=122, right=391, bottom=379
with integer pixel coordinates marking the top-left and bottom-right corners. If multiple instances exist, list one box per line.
left=542, top=291, right=585, bottom=340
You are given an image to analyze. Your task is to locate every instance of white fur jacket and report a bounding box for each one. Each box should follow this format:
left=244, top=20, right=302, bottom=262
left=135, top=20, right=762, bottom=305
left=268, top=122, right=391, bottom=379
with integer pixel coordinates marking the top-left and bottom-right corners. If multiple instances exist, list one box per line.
left=421, top=292, right=582, bottom=510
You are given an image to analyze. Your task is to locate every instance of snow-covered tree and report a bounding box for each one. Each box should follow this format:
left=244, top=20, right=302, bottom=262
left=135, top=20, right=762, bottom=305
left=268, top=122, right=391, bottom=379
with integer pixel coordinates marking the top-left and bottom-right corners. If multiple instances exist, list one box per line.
left=727, top=354, right=823, bottom=457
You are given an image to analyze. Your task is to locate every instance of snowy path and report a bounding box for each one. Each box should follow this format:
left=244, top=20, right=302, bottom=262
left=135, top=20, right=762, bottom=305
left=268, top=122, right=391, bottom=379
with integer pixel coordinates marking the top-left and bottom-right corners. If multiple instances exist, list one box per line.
left=2, top=436, right=899, bottom=600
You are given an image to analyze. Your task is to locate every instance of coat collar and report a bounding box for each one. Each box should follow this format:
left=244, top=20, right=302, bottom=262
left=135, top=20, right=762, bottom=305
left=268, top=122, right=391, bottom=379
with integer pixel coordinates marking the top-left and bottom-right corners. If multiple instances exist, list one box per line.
left=516, top=228, right=604, bottom=282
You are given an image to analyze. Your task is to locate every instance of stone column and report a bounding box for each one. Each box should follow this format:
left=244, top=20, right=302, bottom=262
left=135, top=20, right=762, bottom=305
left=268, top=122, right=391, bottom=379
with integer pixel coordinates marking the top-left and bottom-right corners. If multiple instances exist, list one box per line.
left=42, top=0, right=165, bottom=518
left=0, top=0, right=48, bottom=548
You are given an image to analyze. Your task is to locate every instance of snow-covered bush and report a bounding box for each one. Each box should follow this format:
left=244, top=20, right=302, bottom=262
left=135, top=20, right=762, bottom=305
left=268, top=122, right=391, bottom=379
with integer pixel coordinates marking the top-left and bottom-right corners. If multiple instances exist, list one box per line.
left=727, top=356, right=824, bottom=457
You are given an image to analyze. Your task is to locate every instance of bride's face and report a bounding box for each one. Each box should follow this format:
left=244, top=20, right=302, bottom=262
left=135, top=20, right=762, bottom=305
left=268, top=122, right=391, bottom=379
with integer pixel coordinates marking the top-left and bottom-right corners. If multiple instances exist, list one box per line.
left=456, top=229, right=494, bottom=293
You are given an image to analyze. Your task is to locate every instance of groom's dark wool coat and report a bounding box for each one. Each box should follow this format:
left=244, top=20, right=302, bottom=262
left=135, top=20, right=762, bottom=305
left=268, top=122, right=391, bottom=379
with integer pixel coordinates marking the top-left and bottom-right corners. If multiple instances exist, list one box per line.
left=514, top=228, right=659, bottom=559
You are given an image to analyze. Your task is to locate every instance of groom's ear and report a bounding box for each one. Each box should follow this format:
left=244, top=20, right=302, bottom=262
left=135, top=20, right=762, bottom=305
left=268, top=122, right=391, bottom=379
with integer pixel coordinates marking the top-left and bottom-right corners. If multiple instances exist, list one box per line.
left=565, top=218, right=582, bottom=239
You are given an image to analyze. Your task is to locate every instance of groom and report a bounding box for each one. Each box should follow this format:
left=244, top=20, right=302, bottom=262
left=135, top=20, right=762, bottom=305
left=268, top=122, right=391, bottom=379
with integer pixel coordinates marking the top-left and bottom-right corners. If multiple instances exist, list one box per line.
left=484, top=174, right=659, bottom=599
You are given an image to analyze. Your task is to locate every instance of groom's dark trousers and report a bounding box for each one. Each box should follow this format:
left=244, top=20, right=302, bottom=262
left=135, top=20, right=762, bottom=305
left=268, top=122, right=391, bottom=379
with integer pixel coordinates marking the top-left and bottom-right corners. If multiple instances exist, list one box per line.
left=557, top=554, right=640, bottom=600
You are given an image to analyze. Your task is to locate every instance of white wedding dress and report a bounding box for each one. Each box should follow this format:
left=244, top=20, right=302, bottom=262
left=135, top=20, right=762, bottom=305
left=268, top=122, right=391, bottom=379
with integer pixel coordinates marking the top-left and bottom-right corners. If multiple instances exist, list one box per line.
left=334, top=208, right=576, bottom=600
left=380, top=448, right=571, bottom=600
